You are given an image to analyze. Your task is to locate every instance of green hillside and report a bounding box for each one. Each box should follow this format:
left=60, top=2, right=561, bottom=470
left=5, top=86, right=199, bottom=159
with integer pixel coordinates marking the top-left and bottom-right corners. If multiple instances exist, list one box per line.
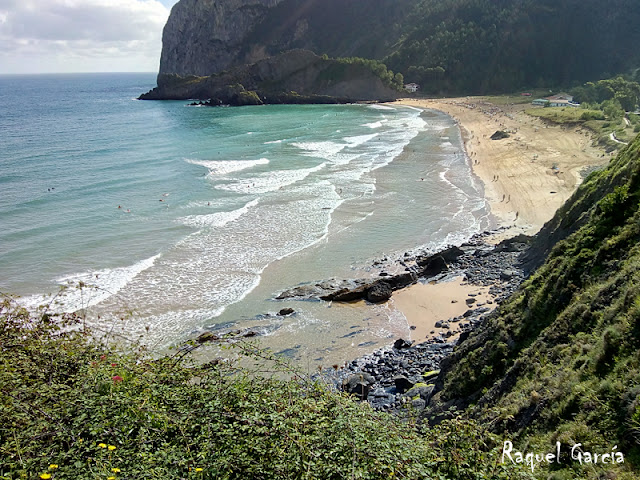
left=428, top=132, right=640, bottom=478
left=385, top=0, right=640, bottom=93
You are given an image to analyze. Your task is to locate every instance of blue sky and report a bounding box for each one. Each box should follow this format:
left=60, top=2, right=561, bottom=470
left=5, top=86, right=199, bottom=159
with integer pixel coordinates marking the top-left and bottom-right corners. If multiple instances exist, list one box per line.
left=0, top=0, right=181, bottom=74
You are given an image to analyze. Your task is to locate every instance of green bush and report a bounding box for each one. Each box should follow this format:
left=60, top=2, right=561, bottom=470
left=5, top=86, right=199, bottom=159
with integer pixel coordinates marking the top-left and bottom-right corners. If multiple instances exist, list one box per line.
left=0, top=297, right=524, bottom=480
left=580, top=110, right=605, bottom=121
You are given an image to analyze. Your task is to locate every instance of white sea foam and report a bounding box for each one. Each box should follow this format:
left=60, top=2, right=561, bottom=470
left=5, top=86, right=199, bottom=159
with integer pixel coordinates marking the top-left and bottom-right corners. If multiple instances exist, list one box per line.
left=21, top=254, right=161, bottom=313
left=344, top=133, right=379, bottom=148
left=179, top=199, right=259, bottom=229
left=292, top=141, right=347, bottom=158
left=264, top=139, right=284, bottom=144
left=368, top=104, right=395, bottom=111
left=185, top=158, right=269, bottom=176
left=215, top=163, right=327, bottom=194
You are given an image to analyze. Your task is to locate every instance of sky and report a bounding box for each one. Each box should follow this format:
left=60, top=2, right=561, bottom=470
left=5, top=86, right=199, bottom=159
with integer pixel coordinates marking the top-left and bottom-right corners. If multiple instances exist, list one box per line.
left=0, top=0, right=180, bottom=74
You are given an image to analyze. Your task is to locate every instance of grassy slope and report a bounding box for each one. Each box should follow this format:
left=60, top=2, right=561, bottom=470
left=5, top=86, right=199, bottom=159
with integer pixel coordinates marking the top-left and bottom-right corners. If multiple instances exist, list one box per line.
left=429, top=133, right=640, bottom=478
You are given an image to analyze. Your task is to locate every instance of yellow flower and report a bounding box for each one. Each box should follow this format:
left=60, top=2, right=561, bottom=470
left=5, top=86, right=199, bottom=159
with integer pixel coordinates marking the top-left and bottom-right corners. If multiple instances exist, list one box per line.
left=108, top=477, right=116, bottom=480
left=195, top=468, right=203, bottom=472
left=48, top=464, right=59, bottom=470
left=39, top=474, right=51, bottom=480
left=98, top=443, right=107, bottom=448
left=111, top=468, right=120, bottom=473
left=107, top=445, right=116, bottom=451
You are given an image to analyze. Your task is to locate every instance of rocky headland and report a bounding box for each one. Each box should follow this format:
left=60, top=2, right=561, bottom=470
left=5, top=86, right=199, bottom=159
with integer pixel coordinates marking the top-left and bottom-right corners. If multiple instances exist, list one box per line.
left=140, top=50, right=401, bottom=105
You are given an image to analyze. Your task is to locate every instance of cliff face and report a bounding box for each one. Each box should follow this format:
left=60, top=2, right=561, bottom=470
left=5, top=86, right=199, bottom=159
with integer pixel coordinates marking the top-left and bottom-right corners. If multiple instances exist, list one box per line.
left=159, top=0, right=284, bottom=76
left=159, top=0, right=412, bottom=77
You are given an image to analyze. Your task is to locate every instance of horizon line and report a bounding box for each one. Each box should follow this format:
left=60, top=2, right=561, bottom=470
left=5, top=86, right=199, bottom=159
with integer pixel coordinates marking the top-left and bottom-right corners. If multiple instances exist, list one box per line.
left=0, top=71, right=159, bottom=76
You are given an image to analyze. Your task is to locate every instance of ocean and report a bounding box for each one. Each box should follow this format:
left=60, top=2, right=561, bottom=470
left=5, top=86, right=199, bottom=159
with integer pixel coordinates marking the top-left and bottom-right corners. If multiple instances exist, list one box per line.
left=0, top=72, right=491, bottom=365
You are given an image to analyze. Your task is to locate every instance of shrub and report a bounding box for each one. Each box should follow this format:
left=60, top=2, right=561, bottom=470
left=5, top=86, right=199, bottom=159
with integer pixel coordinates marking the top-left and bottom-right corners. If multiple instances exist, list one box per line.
left=0, top=297, right=524, bottom=480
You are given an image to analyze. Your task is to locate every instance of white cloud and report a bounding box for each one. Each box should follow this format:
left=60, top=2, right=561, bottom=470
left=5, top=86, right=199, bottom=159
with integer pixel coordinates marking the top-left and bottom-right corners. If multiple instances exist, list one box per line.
left=0, top=0, right=171, bottom=73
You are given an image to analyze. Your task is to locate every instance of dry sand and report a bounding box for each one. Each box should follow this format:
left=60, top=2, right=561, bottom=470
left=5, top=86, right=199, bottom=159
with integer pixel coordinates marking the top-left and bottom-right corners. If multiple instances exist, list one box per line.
left=391, top=276, right=492, bottom=342
left=388, top=96, right=608, bottom=341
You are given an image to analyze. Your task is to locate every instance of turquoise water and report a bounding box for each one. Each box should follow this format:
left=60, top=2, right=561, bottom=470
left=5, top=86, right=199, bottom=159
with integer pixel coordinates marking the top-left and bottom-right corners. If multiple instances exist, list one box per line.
left=0, top=73, right=491, bottom=364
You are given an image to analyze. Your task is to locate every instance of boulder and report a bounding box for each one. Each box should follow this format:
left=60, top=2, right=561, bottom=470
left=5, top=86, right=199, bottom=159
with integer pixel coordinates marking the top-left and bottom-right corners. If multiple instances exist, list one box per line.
left=324, top=285, right=368, bottom=302
left=490, top=130, right=510, bottom=140
left=421, top=370, right=440, bottom=383
left=342, top=373, right=376, bottom=400
left=393, top=374, right=415, bottom=393
left=439, top=246, right=465, bottom=263
left=417, top=254, right=448, bottom=277
left=366, top=282, right=393, bottom=303
left=278, top=307, right=295, bottom=316
left=196, top=332, right=218, bottom=343
left=500, top=269, right=518, bottom=281
left=393, top=338, right=413, bottom=349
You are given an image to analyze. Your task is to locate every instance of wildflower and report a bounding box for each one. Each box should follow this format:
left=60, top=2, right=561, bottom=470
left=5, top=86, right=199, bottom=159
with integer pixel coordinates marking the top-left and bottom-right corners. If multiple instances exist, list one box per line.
left=112, top=375, right=123, bottom=383
left=98, top=443, right=107, bottom=448
left=100, top=355, right=106, bottom=361
left=111, top=468, right=120, bottom=473
left=111, top=363, right=118, bottom=367
left=39, top=474, right=51, bottom=479
left=195, top=467, right=203, bottom=472
left=108, top=477, right=116, bottom=480
left=49, top=464, right=59, bottom=470
left=108, top=445, right=116, bottom=451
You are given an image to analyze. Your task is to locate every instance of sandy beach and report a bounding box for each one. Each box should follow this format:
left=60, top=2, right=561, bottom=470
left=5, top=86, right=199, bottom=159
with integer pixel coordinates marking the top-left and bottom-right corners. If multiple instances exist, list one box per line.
left=390, top=96, right=607, bottom=342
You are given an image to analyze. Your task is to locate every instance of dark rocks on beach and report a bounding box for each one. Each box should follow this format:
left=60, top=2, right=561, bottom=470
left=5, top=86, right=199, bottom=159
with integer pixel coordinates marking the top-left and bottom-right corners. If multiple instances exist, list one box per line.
left=419, top=254, right=448, bottom=276
left=393, top=374, right=415, bottom=393
left=366, top=282, right=393, bottom=303
left=196, top=331, right=219, bottom=343
left=327, top=339, right=457, bottom=413
left=342, top=372, right=376, bottom=400
left=302, top=229, right=529, bottom=414
left=490, top=130, right=510, bottom=140
left=500, top=269, right=518, bottom=281
left=278, top=307, right=295, bottom=316
left=393, top=338, right=413, bottom=349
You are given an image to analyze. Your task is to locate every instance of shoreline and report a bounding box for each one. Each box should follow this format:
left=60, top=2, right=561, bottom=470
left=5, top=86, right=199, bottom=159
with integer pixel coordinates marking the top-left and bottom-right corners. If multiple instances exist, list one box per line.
left=395, top=97, right=606, bottom=237
left=387, top=96, right=607, bottom=344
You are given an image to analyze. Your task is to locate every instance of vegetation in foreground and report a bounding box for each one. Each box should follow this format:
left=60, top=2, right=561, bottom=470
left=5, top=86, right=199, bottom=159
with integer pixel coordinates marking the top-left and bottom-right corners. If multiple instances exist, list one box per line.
left=0, top=298, right=523, bottom=480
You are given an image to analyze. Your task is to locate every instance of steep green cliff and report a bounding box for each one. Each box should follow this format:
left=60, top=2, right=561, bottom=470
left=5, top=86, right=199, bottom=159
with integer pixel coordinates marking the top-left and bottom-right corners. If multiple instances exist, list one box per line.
left=159, top=0, right=640, bottom=94
left=428, top=133, right=640, bottom=477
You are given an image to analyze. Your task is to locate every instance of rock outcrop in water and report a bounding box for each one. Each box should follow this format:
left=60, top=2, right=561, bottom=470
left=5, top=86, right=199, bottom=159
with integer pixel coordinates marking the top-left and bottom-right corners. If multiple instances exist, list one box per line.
left=141, top=50, right=401, bottom=104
